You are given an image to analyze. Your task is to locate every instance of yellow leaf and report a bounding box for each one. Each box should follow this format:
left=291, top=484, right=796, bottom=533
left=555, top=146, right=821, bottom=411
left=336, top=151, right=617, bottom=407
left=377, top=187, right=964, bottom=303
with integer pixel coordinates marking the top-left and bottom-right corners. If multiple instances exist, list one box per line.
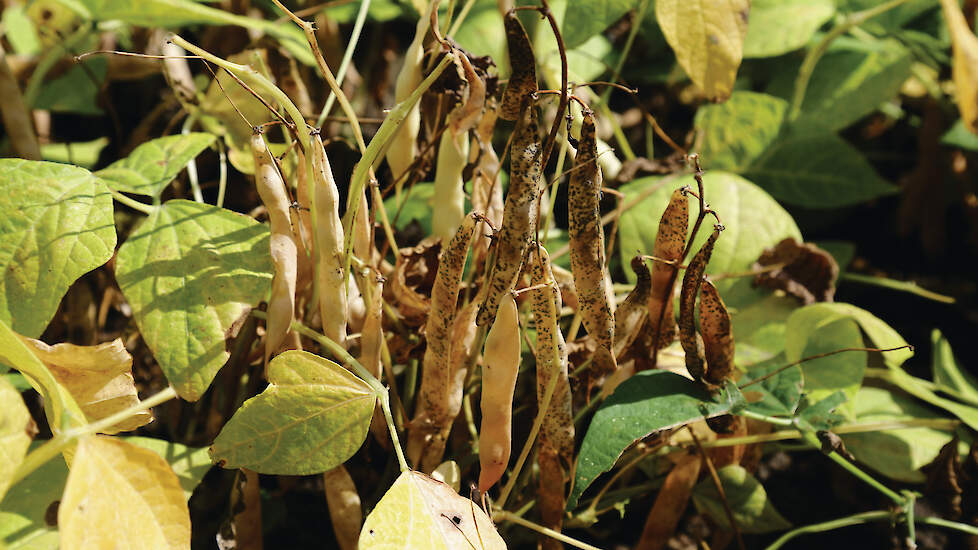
left=59, top=436, right=191, bottom=550
left=18, top=336, right=153, bottom=434
left=360, top=470, right=506, bottom=550
left=656, top=0, right=750, bottom=101
left=941, top=0, right=978, bottom=133
left=0, top=376, right=36, bottom=500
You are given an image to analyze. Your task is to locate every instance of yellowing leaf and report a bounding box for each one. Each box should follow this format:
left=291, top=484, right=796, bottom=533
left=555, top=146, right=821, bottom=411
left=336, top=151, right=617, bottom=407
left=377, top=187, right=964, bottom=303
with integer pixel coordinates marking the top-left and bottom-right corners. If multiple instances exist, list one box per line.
left=17, top=337, right=152, bottom=434
left=941, top=0, right=978, bottom=133
left=0, top=377, right=35, bottom=500
left=59, top=436, right=191, bottom=550
left=360, top=470, right=506, bottom=550
left=210, top=350, right=374, bottom=475
left=655, top=0, right=750, bottom=101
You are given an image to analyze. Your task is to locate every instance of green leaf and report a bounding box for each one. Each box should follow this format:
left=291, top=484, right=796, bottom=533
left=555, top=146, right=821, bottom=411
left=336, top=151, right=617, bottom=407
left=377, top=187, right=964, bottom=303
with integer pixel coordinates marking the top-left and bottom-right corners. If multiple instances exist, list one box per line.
left=768, top=40, right=913, bottom=131
left=569, top=371, right=745, bottom=508
left=385, top=183, right=436, bottom=235
left=534, top=1, right=615, bottom=84
left=842, top=387, right=961, bottom=483
left=40, top=138, right=110, bottom=170
left=941, top=119, right=978, bottom=151
left=0, top=319, right=85, bottom=434
left=0, top=377, right=33, bottom=501
left=115, top=200, right=273, bottom=401
left=740, top=360, right=803, bottom=417
left=694, top=91, right=788, bottom=172
left=1, top=5, right=41, bottom=55
left=617, top=171, right=801, bottom=306
left=692, top=465, right=791, bottom=534
left=820, top=303, right=914, bottom=370
left=786, top=309, right=866, bottom=410
left=731, top=294, right=799, bottom=367
left=325, top=0, right=407, bottom=22
left=33, top=57, right=107, bottom=115
left=454, top=2, right=506, bottom=63
left=743, top=0, right=835, bottom=58
left=562, top=0, right=638, bottom=49
left=0, top=445, right=66, bottom=550
left=210, top=351, right=375, bottom=475
left=743, top=129, right=897, bottom=208
left=124, top=437, right=212, bottom=500
left=0, top=159, right=116, bottom=338
left=838, top=0, right=938, bottom=31
left=796, top=391, right=848, bottom=431
left=874, top=368, right=978, bottom=432
left=96, top=133, right=216, bottom=198
left=931, top=329, right=978, bottom=406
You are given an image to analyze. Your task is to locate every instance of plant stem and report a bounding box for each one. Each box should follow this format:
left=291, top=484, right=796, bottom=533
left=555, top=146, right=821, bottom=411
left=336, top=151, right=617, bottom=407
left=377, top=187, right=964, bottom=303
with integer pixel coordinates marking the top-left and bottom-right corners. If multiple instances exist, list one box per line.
left=598, top=0, right=649, bottom=108
left=9, top=386, right=178, bottom=487
left=216, top=139, right=228, bottom=208
left=182, top=114, right=204, bottom=203
left=788, top=0, right=913, bottom=121
left=446, top=0, right=478, bottom=36
left=765, top=511, right=893, bottom=550
left=109, top=189, right=157, bottom=215
left=315, top=0, right=371, bottom=127
left=799, top=430, right=904, bottom=505
left=494, top=510, right=605, bottom=550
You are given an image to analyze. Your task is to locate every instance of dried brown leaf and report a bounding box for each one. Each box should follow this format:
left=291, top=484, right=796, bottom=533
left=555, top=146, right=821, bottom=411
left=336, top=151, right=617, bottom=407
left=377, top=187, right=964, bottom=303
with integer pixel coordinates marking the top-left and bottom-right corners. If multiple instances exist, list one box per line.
left=752, top=237, right=838, bottom=305
left=635, top=452, right=702, bottom=550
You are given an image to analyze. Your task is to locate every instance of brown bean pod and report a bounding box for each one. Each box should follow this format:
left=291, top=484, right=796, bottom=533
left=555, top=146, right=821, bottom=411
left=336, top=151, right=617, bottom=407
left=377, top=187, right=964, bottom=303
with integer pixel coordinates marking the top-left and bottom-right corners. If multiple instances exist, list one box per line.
left=499, top=11, right=538, bottom=121
left=531, top=246, right=573, bottom=542
left=614, top=256, right=652, bottom=359
left=470, top=100, right=504, bottom=266
left=648, top=188, right=689, bottom=349
left=699, top=280, right=735, bottom=385
left=311, top=134, right=348, bottom=347
left=251, top=132, right=298, bottom=364
left=477, top=98, right=542, bottom=327
left=568, top=110, right=616, bottom=375
left=679, top=228, right=720, bottom=381
left=478, top=292, right=521, bottom=492
left=408, top=213, right=478, bottom=471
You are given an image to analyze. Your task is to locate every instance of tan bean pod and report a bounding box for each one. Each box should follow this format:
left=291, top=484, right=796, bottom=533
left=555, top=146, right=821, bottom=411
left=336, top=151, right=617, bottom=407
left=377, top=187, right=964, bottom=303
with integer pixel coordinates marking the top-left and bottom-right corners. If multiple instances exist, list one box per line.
left=311, top=134, right=348, bottom=347
left=648, top=188, right=689, bottom=349
left=568, top=110, right=617, bottom=375
left=408, top=213, right=478, bottom=471
left=477, top=98, right=542, bottom=327
left=699, top=279, right=735, bottom=385
left=679, top=228, right=720, bottom=381
left=478, top=292, right=521, bottom=492
left=500, top=10, right=538, bottom=121
left=323, top=465, right=362, bottom=550
left=531, top=246, right=573, bottom=542
left=470, top=100, right=503, bottom=265
left=251, top=132, right=298, bottom=364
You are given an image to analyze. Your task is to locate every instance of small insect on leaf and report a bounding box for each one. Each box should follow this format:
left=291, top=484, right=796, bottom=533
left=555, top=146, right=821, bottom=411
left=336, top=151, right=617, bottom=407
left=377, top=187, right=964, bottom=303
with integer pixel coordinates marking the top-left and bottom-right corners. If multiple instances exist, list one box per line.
left=499, top=10, right=538, bottom=121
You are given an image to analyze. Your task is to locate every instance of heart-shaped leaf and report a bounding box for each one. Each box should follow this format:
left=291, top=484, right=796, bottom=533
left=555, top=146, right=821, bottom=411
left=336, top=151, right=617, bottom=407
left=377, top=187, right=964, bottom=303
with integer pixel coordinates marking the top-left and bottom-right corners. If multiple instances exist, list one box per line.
left=96, top=133, right=216, bottom=197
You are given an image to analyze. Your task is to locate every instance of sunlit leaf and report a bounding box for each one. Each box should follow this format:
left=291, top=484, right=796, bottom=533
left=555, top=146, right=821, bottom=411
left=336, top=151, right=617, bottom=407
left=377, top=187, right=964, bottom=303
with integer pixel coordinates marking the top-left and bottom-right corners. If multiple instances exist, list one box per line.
left=210, top=351, right=374, bottom=475
left=40, top=138, right=110, bottom=170
left=115, top=200, right=272, bottom=401
left=739, top=359, right=803, bottom=417
left=0, top=160, right=116, bottom=338
left=691, top=465, right=791, bottom=533
left=843, top=387, right=962, bottom=483
left=0, top=319, right=85, bottom=434
left=1, top=5, right=41, bottom=55
left=17, top=337, right=152, bottom=434
left=655, top=0, right=750, bottom=101
left=941, top=120, right=978, bottom=150
left=59, top=436, right=191, bottom=550
left=562, top=0, right=639, bottom=49
left=694, top=91, right=788, bottom=171
left=0, top=377, right=34, bottom=501
left=743, top=0, right=834, bottom=58
left=570, top=371, right=744, bottom=508
left=360, top=470, right=506, bottom=550
left=125, top=437, right=212, bottom=501
left=96, top=133, right=216, bottom=197
left=33, top=57, right=106, bottom=115
left=940, top=0, right=978, bottom=133
left=786, top=308, right=866, bottom=409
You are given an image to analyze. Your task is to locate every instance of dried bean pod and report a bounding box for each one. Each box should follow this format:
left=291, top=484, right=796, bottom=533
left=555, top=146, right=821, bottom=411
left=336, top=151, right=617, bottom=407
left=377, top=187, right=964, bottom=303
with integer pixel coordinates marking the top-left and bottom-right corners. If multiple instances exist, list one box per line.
left=311, top=134, right=348, bottom=347
left=614, top=256, right=652, bottom=359
left=531, top=246, right=573, bottom=542
left=648, top=188, right=689, bottom=349
left=358, top=272, right=388, bottom=446
left=323, top=465, right=362, bottom=550
left=470, top=100, right=503, bottom=265
left=408, top=213, right=478, bottom=471
left=251, top=132, right=298, bottom=364
left=500, top=11, right=538, bottom=120
left=568, top=110, right=616, bottom=375
left=699, top=280, right=735, bottom=385
left=477, top=98, right=541, bottom=327
left=679, top=228, right=720, bottom=381
left=478, top=293, right=521, bottom=492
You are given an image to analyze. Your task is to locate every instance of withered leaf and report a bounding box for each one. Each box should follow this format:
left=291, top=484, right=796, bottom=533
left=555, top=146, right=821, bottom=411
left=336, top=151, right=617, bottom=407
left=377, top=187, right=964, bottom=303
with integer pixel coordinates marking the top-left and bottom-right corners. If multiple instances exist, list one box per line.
left=390, top=237, right=441, bottom=325
left=752, top=237, right=838, bottom=304
left=635, top=452, right=702, bottom=550
left=18, top=336, right=153, bottom=434
left=921, top=435, right=964, bottom=520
